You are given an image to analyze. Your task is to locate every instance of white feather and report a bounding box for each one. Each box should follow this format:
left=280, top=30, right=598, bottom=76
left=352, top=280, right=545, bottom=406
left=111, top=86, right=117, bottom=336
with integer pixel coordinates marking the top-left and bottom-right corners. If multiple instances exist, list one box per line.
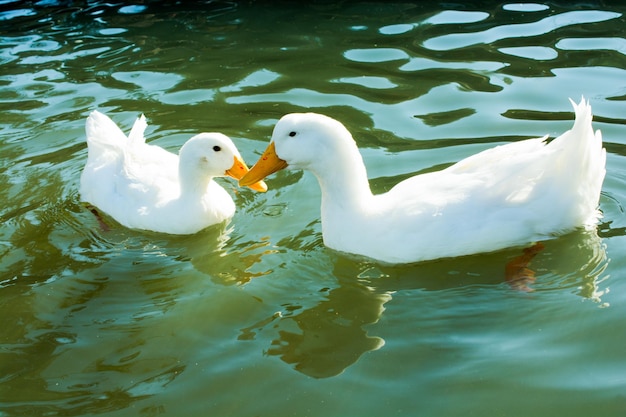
left=265, top=98, right=606, bottom=264
left=80, top=111, right=254, bottom=234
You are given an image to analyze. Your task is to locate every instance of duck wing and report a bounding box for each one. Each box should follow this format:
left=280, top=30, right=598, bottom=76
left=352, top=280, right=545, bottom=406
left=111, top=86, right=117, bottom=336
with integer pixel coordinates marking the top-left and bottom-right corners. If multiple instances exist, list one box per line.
left=81, top=111, right=180, bottom=214
left=380, top=99, right=604, bottom=260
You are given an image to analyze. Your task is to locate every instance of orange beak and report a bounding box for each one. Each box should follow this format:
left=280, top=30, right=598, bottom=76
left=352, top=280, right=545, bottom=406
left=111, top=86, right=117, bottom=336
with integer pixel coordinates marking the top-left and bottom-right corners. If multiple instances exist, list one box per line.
left=226, top=156, right=267, bottom=192
left=239, top=142, right=288, bottom=187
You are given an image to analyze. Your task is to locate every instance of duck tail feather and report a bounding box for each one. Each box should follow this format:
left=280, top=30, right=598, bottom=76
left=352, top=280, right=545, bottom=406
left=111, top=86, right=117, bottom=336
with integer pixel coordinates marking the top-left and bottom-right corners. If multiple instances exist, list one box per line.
left=127, top=114, right=148, bottom=145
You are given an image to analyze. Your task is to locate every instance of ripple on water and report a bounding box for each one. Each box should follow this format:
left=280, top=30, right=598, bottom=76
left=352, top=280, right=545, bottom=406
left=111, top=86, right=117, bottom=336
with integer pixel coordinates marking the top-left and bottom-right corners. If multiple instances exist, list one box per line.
left=343, top=48, right=410, bottom=63
left=424, top=10, right=490, bottom=25
left=111, top=71, right=184, bottom=91
left=118, top=5, right=148, bottom=15
left=379, top=23, right=417, bottom=35
left=423, top=10, right=622, bottom=51
left=0, top=8, right=37, bottom=21
left=333, top=76, right=398, bottom=90
left=503, top=3, right=551, bottom=12
left=556, top=37, right=626, bottom=56
left=499, top=46, right=559, bottom=60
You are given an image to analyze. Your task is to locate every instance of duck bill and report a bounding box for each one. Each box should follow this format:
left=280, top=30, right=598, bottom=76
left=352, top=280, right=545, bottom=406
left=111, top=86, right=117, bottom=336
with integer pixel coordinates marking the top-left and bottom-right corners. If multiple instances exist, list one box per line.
left=226, top=156, right=268, bottom=192
left=239, top=142, right=288, bottom=187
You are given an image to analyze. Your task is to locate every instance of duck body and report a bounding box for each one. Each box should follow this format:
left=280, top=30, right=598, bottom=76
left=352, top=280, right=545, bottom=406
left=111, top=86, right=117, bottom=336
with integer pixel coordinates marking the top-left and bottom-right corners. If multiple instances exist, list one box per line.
left=80, top=111, right=266, bottom=234
left=240, top=98, right=605, bottom=264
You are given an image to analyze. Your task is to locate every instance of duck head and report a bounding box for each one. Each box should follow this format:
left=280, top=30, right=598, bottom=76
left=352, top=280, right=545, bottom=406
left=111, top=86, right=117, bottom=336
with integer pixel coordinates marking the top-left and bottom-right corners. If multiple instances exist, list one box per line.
left=239, top=113, right=355, bottom=186
left=179, top=133, right=267, bottom=192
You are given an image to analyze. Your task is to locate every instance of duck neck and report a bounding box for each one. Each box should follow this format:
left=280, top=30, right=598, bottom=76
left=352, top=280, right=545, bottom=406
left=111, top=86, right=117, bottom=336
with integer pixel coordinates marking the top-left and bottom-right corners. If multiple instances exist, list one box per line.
left=178, top=162, right=212, bottom=199
left=311, top=143, right=374, bottom=216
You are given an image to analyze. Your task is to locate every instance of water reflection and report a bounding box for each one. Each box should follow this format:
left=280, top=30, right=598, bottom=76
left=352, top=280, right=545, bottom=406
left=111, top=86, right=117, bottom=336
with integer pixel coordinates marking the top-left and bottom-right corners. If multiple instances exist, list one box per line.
left=423, top=10, right=621, bottom=51
left=238, top=227, right=608, bottom=379
left=0, top=206, right=191, bottom=414
left=262, top=269, right=390, bottom=379
left=1, top=0, right=625, bottom=414
left=0, top=189, right=270, bottom=414
left=374, top=228, right=608, bottom=299
left=174, top=228, right=275, bottom=285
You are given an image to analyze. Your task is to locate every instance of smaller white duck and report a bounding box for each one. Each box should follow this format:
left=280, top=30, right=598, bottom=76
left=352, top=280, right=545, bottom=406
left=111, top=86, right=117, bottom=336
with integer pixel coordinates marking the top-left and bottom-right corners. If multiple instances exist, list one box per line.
left=80, top=111, right=266, bottom=234
left=240, top=98, right=606, bottom=264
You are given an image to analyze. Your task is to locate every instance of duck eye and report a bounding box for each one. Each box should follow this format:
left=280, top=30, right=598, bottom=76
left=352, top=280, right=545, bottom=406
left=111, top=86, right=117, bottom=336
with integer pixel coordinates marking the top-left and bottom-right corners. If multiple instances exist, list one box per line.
left=289, top=131, right=297, bottom=137
left=213, top=145, right=221, bottom=152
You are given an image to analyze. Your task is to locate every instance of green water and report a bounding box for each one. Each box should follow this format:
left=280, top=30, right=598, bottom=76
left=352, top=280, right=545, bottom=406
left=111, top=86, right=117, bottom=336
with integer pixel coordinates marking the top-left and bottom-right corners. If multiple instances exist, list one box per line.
left=1, top=1, right=626, bottom=416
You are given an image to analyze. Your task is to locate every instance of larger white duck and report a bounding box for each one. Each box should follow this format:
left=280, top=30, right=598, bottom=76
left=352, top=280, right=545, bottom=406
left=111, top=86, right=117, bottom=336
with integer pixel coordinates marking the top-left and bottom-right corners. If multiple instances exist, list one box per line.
left=80, top=111, right=266, bottom=234
left=240, top=98, right=606, bottom=264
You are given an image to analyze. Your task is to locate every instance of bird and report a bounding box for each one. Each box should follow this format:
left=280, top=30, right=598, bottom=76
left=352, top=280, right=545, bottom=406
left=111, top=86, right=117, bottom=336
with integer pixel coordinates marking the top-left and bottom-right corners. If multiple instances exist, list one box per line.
left=239, top=98, right=606, bottom=264
left=80, top=110, right=267, bottom=234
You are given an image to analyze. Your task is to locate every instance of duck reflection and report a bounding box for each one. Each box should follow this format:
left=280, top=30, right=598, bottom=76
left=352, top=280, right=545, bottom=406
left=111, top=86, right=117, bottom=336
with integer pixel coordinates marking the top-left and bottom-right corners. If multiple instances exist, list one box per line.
left=0, top=197, right=195, bottom=415
left=533, top=228, right=609, bottom=302
left=179, top=230, right=275, bottom=286
left=260, top=272, right=390, bottom=379
left=242, top=227, right=608, bottom=379
left=1, top=188, right=279, bottom=415
left=86, top=199, right=274, bottom=287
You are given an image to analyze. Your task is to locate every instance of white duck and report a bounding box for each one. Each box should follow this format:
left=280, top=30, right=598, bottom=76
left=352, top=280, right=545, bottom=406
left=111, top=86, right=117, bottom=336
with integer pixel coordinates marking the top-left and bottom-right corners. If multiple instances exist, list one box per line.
left=80, top=110, right=266, bottom=234
left=240, top=98, right=606, bottom=264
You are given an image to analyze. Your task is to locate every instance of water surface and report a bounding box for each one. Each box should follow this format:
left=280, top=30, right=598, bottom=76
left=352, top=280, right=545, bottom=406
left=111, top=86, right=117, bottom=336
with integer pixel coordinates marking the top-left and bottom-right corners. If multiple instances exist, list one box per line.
left=1, top=1, right=626, bottom=416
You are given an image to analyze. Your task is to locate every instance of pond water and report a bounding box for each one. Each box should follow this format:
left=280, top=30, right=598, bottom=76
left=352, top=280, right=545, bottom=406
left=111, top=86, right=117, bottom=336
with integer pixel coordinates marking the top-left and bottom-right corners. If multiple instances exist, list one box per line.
left=1, top=1, right=626, bottom=416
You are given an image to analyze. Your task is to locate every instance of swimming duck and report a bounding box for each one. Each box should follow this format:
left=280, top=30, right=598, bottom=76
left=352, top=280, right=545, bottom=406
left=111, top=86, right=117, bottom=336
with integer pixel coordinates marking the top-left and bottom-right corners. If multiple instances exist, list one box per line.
left=240, top=98, right=605, bottom=264
left=80, top=110, right=266, bottom=234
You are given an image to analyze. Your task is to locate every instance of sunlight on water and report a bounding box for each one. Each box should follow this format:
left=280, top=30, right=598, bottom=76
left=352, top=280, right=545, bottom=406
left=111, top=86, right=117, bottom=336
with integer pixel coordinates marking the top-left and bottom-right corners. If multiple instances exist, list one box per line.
left=1, top=1, right=626, bottom=416
left=423, top=10, right=621, bottom=51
